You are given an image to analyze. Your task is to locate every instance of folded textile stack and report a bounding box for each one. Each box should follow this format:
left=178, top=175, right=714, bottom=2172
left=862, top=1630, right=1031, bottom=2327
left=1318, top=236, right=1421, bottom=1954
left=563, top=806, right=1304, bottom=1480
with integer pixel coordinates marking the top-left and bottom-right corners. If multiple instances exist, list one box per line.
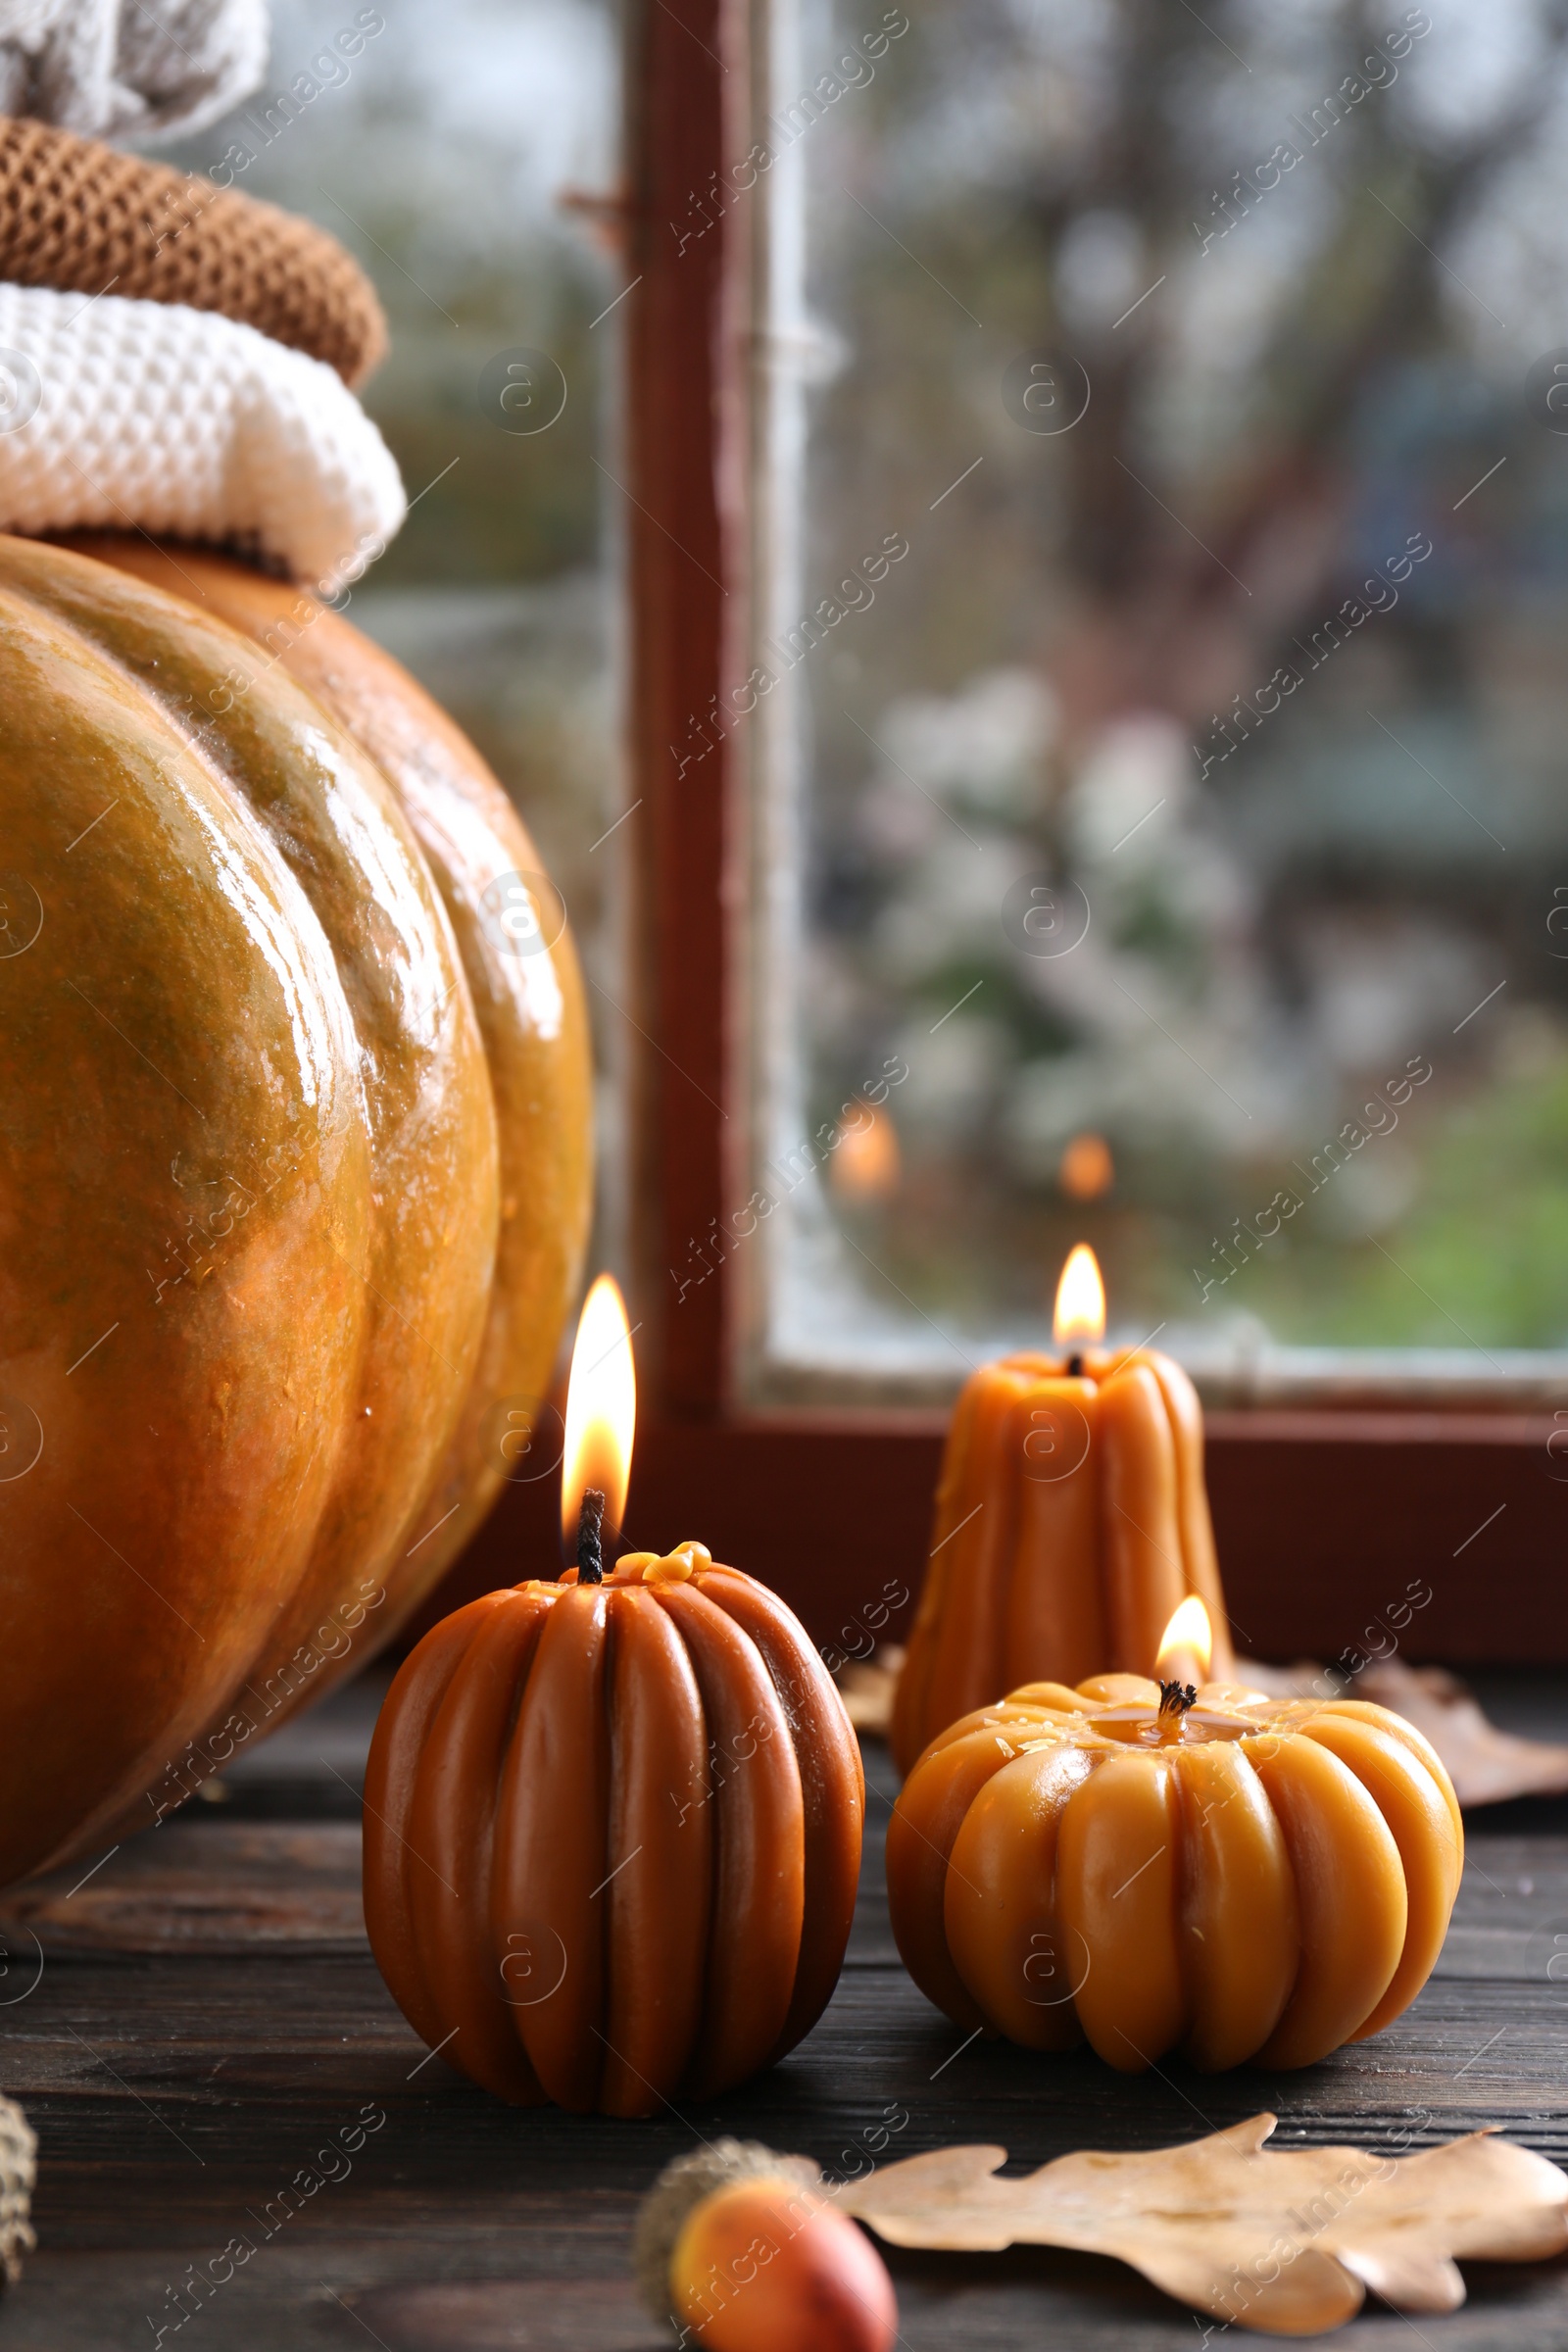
left=0, top=118, right=386, bottom=379
left=0, top=0, right=269, bottom=142
left=0, top=4, right=405, bottom=590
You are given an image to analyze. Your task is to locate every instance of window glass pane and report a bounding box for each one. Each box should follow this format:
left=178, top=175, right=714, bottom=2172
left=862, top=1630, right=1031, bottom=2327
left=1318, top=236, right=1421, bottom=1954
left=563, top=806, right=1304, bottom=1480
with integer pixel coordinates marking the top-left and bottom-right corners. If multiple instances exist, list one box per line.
left=752, top=0, right=1568, bottom=1393
left=172, top=0, right=625, bottom=1241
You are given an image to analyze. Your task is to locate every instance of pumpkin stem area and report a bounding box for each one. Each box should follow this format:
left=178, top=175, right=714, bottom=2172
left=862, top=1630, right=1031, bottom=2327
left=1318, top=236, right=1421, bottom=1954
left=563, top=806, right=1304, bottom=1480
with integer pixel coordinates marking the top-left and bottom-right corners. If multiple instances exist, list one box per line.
left=576, top=1489, right=606, bottom=1586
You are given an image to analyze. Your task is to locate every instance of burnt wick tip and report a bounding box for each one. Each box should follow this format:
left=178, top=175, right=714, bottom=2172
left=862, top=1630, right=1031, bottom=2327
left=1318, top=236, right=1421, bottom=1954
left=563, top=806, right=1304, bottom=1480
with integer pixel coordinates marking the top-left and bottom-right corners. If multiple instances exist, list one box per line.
left=1157, top=1677, right=1198, bottom=1719
left=1066, top=1352, right=1084, bottom=1378
left=576, top=1488, right=606, bottom=1586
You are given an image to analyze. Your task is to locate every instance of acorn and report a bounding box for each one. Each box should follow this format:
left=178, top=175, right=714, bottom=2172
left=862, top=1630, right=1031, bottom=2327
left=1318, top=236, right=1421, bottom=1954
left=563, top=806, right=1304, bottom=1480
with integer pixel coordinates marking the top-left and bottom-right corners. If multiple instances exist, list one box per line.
left=634, top=2137, right=898, bottom=2351
left=0, top=2092, right=35, bottom=2285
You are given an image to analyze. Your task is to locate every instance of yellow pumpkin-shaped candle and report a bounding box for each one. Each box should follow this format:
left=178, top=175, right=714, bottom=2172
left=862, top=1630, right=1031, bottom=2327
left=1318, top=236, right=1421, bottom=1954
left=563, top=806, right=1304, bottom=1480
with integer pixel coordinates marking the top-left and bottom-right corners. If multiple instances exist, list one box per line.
left=363, top=1542, right=864, bottom=2116
left=888, top=1651, right=1462, bottom=2074
left=893, top=1247, right=1235, bottom=1774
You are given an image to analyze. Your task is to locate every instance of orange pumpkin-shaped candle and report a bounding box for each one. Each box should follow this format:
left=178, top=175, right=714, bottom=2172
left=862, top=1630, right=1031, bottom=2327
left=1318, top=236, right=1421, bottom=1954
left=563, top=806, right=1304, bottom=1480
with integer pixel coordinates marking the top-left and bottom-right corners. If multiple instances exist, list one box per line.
left=893, top=1245, right=1234, bottom=1773
left=364, top=1531, right=863, bottom=2115
left=888, top=1608, right=1462, bottom=2075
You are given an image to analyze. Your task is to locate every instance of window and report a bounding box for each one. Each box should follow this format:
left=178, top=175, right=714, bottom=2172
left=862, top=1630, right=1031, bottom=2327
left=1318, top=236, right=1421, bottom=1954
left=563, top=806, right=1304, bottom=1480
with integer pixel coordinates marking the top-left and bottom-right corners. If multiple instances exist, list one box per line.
left=724, top=0, right=1568, bottom=1406
left=176, top=1, right=1564, bottom=1640
left=614, top=0, right=1566, bottom=1652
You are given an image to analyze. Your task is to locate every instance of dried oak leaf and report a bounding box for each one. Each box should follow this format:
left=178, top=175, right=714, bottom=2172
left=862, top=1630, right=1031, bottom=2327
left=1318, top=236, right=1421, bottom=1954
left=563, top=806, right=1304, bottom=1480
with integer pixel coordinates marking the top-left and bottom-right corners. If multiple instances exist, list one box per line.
left=1352, top=1660, right=1568, bottom=1807
left=835, top=1646, right=902, bottom=1737
left=836, top=2112, right=1568, bottom=2335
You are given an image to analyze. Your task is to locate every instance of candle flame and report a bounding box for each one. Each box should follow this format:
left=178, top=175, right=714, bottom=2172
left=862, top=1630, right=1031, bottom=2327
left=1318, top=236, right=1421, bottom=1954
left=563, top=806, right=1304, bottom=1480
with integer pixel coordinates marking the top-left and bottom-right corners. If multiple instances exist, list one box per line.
left=1156, top=1596, right=1213, bottom=1679
left=1058, top=1131, right=1114, bottom=1201
left=1053, top=1243, right=1105, bottom=1348
left=561, top=1274, right=635, bottom=1555
left=830, top=1106, right=902, bottom=1202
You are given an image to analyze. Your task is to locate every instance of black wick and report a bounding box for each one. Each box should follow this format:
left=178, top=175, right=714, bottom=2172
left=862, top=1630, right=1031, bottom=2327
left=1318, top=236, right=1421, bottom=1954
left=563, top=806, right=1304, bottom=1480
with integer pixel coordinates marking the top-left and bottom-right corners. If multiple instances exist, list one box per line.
left=1066, top=1352, right=1084, bottom=1378
left=576, top=1488, right=606, bottom=1586
left=1157, top=1677, right=1198, bottom=1719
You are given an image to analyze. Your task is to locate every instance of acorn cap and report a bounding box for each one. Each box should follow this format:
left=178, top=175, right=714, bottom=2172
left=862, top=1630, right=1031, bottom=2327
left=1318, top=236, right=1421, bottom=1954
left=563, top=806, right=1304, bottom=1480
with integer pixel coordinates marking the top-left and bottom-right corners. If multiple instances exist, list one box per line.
left=0, top=2092, right=36, bottom=2285
left=633, top=2137, right=823, bottom=2330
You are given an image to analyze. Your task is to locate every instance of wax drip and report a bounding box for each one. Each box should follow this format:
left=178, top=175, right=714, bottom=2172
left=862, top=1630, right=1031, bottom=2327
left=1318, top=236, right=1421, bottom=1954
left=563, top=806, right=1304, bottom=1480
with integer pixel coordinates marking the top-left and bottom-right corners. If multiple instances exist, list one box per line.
left=1157, top=1677, right=1197, bottom=1720
left=576, top=1488, right=606, bottom=1586
left=1066, top=1352, right=1084, bottom=1378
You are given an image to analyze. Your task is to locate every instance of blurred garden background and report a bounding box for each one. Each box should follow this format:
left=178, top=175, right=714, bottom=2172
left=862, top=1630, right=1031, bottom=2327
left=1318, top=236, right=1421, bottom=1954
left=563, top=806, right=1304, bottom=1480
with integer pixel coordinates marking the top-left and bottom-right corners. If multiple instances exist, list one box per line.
left=785, top=0, right=1568, bottom=1372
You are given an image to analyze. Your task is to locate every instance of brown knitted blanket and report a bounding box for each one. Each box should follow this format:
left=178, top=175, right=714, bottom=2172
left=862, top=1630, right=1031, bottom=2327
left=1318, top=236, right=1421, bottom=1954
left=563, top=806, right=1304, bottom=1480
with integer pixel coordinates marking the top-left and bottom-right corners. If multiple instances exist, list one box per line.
left=0, top=118, right=387, bottom=386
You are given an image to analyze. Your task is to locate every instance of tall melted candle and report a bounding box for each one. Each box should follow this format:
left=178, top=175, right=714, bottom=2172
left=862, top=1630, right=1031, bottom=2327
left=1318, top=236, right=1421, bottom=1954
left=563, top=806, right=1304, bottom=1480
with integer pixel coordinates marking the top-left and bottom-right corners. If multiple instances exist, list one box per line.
left=893, top=1245, right=1235, bottom=1774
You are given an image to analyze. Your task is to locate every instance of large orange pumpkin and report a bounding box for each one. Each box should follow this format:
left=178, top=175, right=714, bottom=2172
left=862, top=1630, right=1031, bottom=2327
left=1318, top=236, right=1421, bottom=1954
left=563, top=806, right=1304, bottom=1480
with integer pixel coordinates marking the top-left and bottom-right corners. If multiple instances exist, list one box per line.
left=363, top=1544, right=864, bottom=2115
left=0, top=533, right=591, bottom=1886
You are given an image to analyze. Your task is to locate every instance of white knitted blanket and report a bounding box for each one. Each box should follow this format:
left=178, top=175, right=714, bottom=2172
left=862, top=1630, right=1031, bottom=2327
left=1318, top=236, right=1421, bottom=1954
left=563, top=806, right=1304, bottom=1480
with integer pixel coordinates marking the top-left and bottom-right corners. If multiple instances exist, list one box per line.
left=0, top=0, right=268, bottom=139
left=0, top=281, right=406, bottom=591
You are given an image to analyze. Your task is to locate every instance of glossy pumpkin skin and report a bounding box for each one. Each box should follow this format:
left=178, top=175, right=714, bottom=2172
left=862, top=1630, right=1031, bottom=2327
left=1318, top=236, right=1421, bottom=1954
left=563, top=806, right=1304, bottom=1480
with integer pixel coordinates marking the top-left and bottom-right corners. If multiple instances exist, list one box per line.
left=893, top=1347, right=1235, bottom=1776
left=61, top=534, right=594, bottom=1621
left=888, top=1675, right=1462, bottom=2074
left=363, top=1547, right=865, bottom=2116
left=0, top=533, right=588, bottom=1886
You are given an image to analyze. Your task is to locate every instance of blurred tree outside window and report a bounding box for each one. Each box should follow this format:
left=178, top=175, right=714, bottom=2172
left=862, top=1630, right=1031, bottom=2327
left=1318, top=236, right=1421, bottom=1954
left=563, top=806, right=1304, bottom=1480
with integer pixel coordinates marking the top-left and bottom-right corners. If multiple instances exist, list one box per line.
left=749, top=0, right=1568, bottom=1396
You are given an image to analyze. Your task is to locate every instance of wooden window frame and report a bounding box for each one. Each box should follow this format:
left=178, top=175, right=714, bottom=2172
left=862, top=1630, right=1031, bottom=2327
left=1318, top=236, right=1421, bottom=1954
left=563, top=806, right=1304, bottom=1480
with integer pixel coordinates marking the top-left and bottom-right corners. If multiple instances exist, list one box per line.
left=435, top=0, right=1568, bottom=1666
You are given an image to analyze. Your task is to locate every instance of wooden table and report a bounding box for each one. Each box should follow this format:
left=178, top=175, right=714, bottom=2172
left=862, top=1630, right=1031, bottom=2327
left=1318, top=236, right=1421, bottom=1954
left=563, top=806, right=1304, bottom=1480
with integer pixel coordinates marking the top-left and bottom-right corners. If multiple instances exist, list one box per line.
left=2, top=1670, right=1567, bottom=2348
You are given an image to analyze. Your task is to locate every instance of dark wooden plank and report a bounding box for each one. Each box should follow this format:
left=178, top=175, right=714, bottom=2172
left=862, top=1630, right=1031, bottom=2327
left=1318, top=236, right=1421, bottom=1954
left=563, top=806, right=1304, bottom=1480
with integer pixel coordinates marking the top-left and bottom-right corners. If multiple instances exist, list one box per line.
left=0, top=1821, right=364, bottom=1954
left=6, top=1681, right=1568, bottom=2346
